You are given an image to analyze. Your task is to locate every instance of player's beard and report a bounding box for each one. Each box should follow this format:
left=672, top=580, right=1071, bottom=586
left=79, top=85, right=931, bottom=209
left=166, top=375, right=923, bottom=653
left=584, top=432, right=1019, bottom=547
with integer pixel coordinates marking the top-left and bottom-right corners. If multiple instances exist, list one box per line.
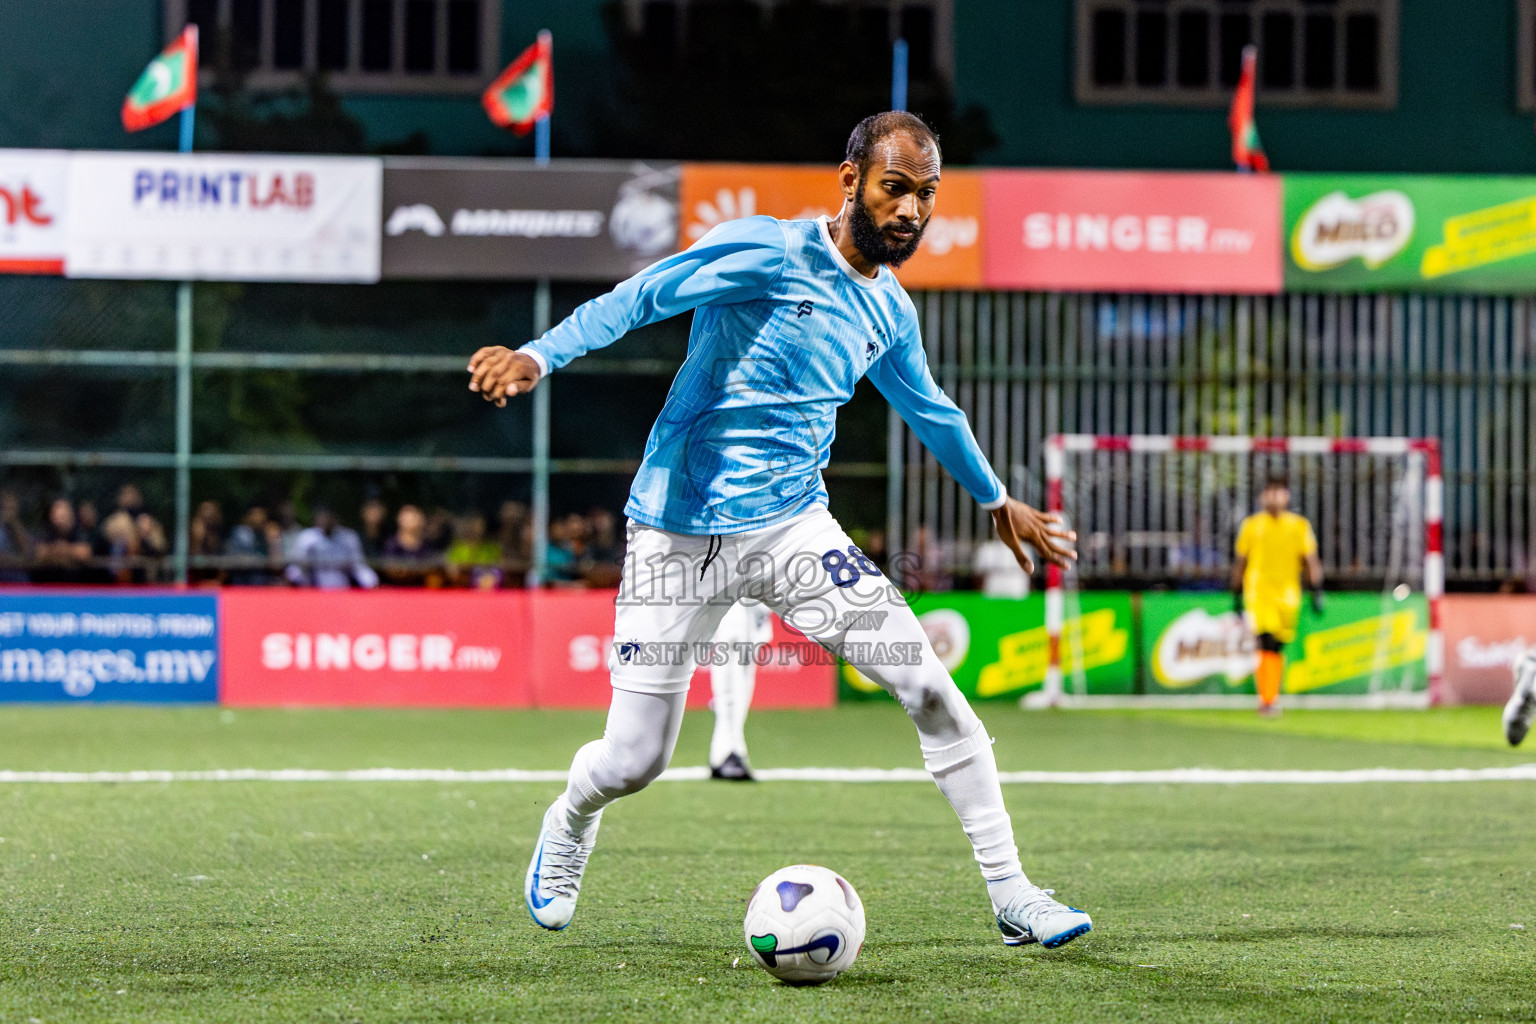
left=849, top=174, right=925, bottom=269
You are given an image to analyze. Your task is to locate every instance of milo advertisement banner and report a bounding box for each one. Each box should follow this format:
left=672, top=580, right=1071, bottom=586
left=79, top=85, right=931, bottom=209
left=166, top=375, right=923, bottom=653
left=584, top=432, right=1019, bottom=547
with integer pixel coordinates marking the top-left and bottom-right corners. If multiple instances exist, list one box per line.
left=1285, top=174, right=1536, bottom=292
left=839, top=592, right=1134, bottom=702
left=1141, top=592, right=1428, bottom=695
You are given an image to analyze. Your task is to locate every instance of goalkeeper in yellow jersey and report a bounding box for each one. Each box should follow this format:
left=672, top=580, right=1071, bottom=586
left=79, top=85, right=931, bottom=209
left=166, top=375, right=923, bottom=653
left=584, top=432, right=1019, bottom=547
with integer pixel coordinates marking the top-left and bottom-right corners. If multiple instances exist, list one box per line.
left=1230, top=474, right=1324, bottom=715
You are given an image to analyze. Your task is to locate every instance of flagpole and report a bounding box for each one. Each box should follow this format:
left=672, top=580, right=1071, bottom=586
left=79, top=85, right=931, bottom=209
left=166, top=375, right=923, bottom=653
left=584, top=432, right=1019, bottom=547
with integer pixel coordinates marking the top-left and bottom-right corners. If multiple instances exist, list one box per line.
left=172, top=101, right=195, bottom=585
left=891, top=38, right=909, bottom=111
left=528, top=31, right=551, bottom=586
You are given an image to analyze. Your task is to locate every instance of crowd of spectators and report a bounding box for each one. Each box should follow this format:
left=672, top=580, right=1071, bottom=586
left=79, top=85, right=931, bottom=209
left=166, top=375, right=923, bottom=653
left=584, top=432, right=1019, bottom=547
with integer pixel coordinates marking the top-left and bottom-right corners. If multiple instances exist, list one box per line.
left=0, top=484, right=1026, bottom=594
left=0, top=484, right=628, bottom=590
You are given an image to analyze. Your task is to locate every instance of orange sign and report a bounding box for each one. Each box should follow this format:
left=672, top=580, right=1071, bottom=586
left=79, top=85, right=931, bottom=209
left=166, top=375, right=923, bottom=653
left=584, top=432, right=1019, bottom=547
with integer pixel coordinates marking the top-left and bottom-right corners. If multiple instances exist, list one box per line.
left=678, top=163, right=983, bottom=289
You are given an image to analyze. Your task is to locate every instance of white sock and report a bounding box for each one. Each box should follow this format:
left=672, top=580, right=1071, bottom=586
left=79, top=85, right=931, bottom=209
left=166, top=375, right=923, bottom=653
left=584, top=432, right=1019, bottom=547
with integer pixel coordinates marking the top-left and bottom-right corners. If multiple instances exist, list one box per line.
left=708, top=652, right=755, bottom=766
left=986, top=874, right=1031, bottom=910
left=922, top=724, right=1027, bottom=894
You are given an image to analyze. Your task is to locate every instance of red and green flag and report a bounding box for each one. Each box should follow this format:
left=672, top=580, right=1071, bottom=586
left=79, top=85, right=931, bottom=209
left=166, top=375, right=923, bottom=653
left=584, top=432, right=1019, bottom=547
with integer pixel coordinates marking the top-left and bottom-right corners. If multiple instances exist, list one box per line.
left=1228, top=44, right=1269, bottom=172
left=482, top=31, right=552, bottom=135
left=122, top=24, right=198, bottom=133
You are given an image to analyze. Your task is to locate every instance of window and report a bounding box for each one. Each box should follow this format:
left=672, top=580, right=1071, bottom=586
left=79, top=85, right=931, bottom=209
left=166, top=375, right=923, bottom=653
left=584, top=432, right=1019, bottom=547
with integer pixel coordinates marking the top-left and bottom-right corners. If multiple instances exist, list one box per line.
left=620, top=0, right=954, bottom=81
left=164, top=0, right=501, bottom=94
left=1076, top=0, right=1397, bottom=108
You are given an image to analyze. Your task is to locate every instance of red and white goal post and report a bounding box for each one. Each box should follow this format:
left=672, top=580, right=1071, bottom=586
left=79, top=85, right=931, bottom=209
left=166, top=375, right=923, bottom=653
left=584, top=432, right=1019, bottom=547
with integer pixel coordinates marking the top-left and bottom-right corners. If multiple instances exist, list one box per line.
left=1037, top=434, right=1444, bottom=709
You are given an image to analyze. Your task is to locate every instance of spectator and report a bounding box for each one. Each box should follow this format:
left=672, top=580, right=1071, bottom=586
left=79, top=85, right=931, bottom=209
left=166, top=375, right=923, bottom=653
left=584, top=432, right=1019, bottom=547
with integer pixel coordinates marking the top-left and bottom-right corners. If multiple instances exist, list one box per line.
left=285, top=506, right=378, bottom=589
left=32, top=498, right=92, bottom=584
left=446, top=512, right=502, bottom=589
left=496, top=500, right=530, bottom=569
left=77, top=499, right=104, bottom=551
left=112, top=484, right=145, bottom=521
left=261, top=518, right=286, bottom=575
left=582, top=507, right=624, bottom=587
left=100, top=507, right=145, bottom=583
left=75, top=500, right=113, bottom=583
left=0, top=489, right=32, bottom=583
left=134, top=511, right=168, bottom=561
left=226, top=502, right=274, bottom=585
left=543, top=513, right=587, bottom=586
left=972, top=537, right=1031, bottom=599
left=905, top=525, right=952, bottom=593
left=274, top=500, right=304, bottom=558
left=425, top=506, right=454, bottom=552
left=382, top=504, right=443, bottom=587
left=359, top=491, right=388, bottom=558
left=190, top=500, right=224, bottom=555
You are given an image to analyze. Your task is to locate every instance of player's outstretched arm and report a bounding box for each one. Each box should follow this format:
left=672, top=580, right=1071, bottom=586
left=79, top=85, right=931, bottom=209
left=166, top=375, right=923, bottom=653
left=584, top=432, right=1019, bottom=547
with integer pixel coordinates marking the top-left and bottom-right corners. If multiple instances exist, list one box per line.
left=467, top=216, right=787, bottom=407
left=992, top=497, right=1076, bottom=573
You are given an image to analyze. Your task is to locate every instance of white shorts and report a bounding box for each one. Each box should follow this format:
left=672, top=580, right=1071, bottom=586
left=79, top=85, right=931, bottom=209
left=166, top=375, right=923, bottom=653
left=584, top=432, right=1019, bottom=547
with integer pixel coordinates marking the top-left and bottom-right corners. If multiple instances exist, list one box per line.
left=711, top=598, right=773, bottom=647
left=609, top=507, right=921, bottom=694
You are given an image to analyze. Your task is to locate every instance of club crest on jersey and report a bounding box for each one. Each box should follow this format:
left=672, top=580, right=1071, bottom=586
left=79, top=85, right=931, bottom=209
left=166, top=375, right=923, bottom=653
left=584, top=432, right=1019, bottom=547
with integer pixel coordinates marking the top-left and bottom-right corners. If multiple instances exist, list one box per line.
left=615, top=640, right=642, bottom=664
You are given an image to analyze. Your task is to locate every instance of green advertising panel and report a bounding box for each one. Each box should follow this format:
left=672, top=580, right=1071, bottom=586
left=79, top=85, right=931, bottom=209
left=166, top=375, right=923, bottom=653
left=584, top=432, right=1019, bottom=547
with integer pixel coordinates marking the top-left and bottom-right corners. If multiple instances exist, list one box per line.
left=838, top=592, right=1135, bottom=702
left=1140, top=591, right=1428, bottom=696
left=1284, top=173, right=1536, bottom=292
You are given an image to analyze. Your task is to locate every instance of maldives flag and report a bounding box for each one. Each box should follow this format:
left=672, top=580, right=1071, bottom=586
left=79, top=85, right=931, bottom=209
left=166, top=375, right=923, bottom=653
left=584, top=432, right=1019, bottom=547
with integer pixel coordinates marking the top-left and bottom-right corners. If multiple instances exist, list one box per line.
left=1228, top=44, right=1269, bottom=172
left=123, top=24, right=198, bottom=132
left=482, top=31, right=552, bottom=135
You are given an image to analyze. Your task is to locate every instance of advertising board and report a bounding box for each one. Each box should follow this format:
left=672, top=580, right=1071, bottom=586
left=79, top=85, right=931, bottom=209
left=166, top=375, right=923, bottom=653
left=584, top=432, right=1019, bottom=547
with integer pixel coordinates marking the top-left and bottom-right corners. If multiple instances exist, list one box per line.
left=1284, top=174, right=1536, bottom=292
left=1438, top=594, right=1536, bottom=705
left=219, top=588, right=831, bottom=709
left=678, top=163, right=985, bottom=289
left=381, top=159, right=679, bottom=280
left=982, top=170, right=1283, bottom=293
left=64, top=152, right=381, bottom=282
left=0, top=150, right=68, bottom=274
left=1140, top=592, right=1427, bottom=696
left=0, top=591, right=217, bottom=702
left=220, top=588, right=527, bottom=707
left=839, top=592, right=1134, bottom=701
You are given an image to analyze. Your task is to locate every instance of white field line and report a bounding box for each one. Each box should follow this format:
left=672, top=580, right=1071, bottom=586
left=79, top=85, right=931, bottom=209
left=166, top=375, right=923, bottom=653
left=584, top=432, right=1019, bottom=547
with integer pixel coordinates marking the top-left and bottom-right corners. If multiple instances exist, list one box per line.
left=0, top=765, right=1534, bottom=785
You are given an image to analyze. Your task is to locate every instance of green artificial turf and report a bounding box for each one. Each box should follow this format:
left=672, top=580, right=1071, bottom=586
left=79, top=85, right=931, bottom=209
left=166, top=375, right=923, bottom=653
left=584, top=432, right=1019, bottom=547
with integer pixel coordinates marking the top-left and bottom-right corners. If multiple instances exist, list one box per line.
left=1, top=706, right=1533, bottom=1023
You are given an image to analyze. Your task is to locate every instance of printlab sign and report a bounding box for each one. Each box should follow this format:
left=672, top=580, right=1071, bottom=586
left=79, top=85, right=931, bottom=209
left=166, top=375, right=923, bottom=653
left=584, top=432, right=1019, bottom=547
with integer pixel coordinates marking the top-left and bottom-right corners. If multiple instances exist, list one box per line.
left=64, top=152, right=382, bottom=282
left=0, top=593, right=218, bottom=702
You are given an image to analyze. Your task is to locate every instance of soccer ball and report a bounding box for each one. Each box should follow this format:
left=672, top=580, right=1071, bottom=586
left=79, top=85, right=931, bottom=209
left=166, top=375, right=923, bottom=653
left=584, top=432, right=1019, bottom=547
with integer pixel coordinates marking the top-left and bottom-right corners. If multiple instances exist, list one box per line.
left=743, top=865, right=866, bottom=985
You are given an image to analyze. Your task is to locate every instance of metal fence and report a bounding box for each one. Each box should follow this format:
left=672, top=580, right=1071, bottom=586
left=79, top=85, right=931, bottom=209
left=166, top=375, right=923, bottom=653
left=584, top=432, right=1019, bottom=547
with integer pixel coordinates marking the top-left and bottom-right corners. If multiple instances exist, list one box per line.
left=893, top=292, right=1536, bottom=587
left=4, top=279, right=1534, bottom=588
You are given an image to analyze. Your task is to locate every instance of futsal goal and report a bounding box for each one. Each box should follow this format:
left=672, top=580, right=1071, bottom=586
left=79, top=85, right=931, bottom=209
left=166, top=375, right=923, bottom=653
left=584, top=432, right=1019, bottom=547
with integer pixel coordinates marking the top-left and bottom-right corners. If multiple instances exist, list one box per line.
left=1034, top=434, right=1444, bottom=709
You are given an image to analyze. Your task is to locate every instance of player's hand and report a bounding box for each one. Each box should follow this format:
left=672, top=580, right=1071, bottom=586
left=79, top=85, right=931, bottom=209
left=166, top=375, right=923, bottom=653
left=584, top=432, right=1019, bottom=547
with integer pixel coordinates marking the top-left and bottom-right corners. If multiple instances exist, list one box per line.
left=467, top=347, right=541, bottom=407
left=1310, top=589, right=1326, bottom=616
left=991, top=497, right=1076, bottom=574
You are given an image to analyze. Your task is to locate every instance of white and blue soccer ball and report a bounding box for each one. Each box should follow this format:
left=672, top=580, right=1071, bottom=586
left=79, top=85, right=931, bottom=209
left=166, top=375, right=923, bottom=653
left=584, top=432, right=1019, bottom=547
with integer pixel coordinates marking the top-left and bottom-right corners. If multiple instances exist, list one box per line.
left=743, top=864, right=866, bottom=985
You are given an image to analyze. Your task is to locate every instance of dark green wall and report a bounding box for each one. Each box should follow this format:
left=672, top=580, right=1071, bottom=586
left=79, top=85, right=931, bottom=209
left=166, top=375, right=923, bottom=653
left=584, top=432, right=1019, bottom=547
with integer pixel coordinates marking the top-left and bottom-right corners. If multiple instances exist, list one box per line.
left=956, top=1, right=1536, bottom=172
left=3, top=0, right=1536, bottom=172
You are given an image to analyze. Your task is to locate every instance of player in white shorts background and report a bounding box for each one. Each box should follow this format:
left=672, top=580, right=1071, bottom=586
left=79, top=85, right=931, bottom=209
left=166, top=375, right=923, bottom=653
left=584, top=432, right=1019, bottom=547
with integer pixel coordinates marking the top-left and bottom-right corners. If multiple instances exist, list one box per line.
left=466, top=111, right=1091, bottom=949
left=707, top=599, right=772, bottom=780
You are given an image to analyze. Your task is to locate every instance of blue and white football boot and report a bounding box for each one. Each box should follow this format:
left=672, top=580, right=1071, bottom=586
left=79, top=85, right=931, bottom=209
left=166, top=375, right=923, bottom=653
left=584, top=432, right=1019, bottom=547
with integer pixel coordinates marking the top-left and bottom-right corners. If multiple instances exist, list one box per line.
left=995, top=886, right=1093, bottom=949
left=1503, top=650, right=1536, bottom=747
left=524, top=802, right=598, bottom=931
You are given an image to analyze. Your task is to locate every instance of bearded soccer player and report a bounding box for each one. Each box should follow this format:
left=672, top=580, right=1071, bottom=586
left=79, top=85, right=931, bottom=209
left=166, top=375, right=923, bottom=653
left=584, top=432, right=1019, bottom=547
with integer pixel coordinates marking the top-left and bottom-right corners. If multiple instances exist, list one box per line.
left=467, top=112, right=1091, bottom=949
left=1231, top=474, right=1324, bottom=714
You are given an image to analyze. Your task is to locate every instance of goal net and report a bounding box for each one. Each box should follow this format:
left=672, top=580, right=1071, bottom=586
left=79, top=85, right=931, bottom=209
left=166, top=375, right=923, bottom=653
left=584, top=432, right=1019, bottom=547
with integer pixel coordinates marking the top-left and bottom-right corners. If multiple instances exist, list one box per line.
left=1037, top=435, right=1444, bottom=708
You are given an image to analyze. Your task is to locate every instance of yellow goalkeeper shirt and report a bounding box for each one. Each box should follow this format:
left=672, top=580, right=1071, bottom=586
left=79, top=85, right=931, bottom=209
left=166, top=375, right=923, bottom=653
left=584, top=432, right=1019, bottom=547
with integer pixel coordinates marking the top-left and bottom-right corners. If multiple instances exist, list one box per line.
left=1235, top=510, right=1316, bottom=611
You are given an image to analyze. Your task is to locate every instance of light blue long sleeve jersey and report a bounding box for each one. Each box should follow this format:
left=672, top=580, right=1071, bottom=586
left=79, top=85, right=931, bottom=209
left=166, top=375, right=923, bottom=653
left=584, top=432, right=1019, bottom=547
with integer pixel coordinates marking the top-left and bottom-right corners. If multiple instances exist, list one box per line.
left=519, top=215, right=1006, bottom=535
